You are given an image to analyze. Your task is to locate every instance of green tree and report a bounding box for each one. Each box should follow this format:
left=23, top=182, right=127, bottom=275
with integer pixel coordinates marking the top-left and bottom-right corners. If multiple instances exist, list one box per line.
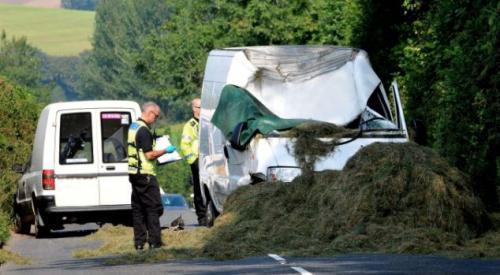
left=341, top=0, right=408, bottom=86
left=78, top=0, right=171, bottom=103
left=0, top=77, right=41, bottom=243
left=0, top=31, right=42, bottom=87
left=0, top=31, right=52, bottom=103
left=138, top=0, right=350, bottom=119
left=45, top=56, right=82, bottom=101
left=62, top=0, right=100, bottom=11
left=396, top=0, right=499, bottom=208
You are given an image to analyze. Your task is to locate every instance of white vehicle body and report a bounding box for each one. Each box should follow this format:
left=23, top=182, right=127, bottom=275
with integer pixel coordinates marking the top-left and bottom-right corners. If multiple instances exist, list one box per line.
left=13, top=100, right=141, bottom=236
left=199, top=46, right=408, bottom=221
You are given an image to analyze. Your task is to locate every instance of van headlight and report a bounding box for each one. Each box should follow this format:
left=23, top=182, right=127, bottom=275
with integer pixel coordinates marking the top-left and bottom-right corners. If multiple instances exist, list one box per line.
left=267, top=166, right=302, bottom=182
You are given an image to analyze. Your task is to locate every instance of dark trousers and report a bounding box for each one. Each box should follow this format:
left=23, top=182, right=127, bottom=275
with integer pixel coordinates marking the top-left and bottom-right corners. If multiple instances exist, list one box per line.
left=129, top=174, right=163, bottom=247
left=191, top=159, right=206, bottom=224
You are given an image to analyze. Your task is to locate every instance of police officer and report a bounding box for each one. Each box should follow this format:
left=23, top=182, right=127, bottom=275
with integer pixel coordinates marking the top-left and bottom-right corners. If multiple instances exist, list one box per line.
left=180, top=98, right=206, bottom=226
left=128, top=102, right=175, bottom=250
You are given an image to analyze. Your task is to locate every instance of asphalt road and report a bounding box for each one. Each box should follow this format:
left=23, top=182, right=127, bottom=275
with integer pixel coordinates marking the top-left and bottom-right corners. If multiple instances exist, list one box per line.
left=2, top=223, right=500, bottom=275
left=160, top=207, right=198, bottom=229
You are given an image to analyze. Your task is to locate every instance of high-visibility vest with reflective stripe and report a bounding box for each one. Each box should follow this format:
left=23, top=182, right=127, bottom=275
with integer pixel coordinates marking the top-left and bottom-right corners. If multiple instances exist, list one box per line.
left=180, top=117, right=199, bottom=165
left=128, top=120, right=156, bottom=175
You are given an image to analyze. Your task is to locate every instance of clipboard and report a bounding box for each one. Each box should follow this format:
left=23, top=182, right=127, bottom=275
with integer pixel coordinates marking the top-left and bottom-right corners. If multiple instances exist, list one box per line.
left=155, top=135, right=182, bottom=165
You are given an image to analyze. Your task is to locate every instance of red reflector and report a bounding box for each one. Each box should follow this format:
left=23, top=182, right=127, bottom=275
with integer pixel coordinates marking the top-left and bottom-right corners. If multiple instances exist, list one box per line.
left=42, top=169, right=55, bottom=190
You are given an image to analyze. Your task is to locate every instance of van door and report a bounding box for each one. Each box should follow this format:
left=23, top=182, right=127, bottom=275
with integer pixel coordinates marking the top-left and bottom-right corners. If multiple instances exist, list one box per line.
left=54, top=111, right=99, bottom=207
left=390, top=81, right=409, bottom=137
left=97, top=111, right=133, bottom=205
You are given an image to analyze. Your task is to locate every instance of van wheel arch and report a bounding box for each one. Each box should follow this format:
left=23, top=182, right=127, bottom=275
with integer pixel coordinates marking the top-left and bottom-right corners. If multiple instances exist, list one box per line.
left=31, top=194, right=49, bottom=238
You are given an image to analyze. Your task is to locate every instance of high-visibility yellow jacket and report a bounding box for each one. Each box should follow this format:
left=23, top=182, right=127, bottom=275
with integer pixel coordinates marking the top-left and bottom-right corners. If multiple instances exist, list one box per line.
left=180, top=117, right=199, bottom=165
left=128, top=119, right=157, bottom=176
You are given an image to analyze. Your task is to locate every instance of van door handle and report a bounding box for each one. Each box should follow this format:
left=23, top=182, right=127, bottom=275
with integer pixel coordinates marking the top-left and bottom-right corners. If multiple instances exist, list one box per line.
left=105, top=166, right=116, bottom=171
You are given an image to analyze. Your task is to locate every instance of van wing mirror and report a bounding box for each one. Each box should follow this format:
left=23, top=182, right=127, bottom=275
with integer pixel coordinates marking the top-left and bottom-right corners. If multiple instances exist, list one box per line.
left=12, top=164, right=25, bottom=174
left=229, top=122, right=249, bottom=151
left=391, top=81, right=409, bottom=138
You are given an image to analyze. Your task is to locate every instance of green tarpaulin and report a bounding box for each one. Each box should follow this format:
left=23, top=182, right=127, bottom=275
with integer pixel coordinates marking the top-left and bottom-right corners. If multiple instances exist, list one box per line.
left=211, top=85, right=308, bottom=148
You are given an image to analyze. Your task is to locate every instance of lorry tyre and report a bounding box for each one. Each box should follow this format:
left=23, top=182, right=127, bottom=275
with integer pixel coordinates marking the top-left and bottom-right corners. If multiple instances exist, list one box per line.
left=205, top=200, right=219, bottom=228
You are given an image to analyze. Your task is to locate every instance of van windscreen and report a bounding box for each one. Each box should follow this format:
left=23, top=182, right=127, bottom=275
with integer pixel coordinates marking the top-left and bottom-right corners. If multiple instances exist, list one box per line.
left=101, top=112, right=131, bottom=163
left=59, top=113, right=93, bottom=164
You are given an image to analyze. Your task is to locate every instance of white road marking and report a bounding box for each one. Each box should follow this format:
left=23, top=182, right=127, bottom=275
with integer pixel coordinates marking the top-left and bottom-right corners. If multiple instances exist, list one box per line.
left=268, top=253, right=287, bottom=264
left=291, top=266, right=313, bottom=275
left=268, top=253, right=313, bottom=274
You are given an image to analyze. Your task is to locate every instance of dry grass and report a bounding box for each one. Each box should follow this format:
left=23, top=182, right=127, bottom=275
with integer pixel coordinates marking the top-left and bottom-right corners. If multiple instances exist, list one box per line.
left=284, top=122, right=357, bottom=175
left=73, top=224, right=212, bottom=264
left=73, top=225, right=134, bottom=258
left=0, top=248, right=30, bottom=265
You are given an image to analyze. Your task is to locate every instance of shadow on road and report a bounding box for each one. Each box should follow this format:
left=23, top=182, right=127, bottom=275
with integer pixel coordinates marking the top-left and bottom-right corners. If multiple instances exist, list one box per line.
left=39, top=228, right=98, bottom=239
left=27, top=223, right=101, bottom=239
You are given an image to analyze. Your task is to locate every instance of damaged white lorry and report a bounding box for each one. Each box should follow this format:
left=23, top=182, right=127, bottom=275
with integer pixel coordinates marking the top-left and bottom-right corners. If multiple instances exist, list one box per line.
left=199, top=46, right=409, bottom=226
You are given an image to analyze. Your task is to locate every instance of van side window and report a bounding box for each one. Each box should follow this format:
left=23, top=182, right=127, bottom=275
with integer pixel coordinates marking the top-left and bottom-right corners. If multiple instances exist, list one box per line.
left=101, top=112, right=131, bottom=163
left=59, top=113, right=93, bottom=164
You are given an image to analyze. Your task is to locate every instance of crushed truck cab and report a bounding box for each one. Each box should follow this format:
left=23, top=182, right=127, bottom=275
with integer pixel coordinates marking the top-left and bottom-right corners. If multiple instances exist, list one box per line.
left=199, top=46, right=408, bottom=226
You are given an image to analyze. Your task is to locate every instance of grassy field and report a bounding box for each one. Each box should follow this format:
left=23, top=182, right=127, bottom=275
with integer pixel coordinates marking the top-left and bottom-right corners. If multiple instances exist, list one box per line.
left=0, top=3, right=94, bottom=56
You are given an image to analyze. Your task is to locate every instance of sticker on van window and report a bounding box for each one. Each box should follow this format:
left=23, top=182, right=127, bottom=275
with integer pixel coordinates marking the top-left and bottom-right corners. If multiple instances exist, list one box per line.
left=65, top=158, right=88, bottom=163
left=102, top=113, right=121, bottom=119
left=121, top=114, right=130, bottom=125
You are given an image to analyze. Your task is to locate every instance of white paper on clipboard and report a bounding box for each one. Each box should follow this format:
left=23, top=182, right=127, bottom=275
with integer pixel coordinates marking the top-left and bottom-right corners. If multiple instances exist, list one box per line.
left=155, top=135, right=182, bottom=165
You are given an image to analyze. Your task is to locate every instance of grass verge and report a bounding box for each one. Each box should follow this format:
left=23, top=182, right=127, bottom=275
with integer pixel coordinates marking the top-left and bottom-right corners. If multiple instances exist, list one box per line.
left=73, top=224, right=211, bottom=264
left=0, top=248, right=30, bottom=265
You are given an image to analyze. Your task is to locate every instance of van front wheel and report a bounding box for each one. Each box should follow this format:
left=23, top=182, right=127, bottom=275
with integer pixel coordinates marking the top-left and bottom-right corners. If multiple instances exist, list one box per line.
left=205, top=200, right=219, bottom=228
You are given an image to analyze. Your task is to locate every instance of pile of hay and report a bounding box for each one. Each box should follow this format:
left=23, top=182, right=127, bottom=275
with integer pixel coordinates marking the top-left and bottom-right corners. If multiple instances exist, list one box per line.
left=284, top=122, right=358, bottom=175
left=202, top=142, right=490, bottom=258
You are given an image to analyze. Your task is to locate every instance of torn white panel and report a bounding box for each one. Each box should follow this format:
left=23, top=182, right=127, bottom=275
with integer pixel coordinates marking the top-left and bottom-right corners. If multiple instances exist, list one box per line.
left=226, top=51, right=258, bottom=88
left=225, top=47, right=380, bottom=126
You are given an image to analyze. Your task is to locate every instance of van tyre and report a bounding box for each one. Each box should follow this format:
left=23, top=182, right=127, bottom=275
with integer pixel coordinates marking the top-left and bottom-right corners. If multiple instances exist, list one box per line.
left=13, top=197, right=30, bottom=234
left=205, top=200, right=219, bottom=228
left=14, top=212, right=30, bottom=234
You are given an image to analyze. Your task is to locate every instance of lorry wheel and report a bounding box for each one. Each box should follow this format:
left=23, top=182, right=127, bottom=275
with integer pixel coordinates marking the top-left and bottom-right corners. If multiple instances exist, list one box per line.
left=205, top=200, right=219, bottom=228
left=14, top=212, right=30, bottom=234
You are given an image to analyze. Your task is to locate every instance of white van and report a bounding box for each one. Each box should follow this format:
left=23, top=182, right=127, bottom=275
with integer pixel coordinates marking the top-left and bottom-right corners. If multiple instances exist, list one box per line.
left=13, top=100, right=141, bottom=237
left=199, top=46, right=409, bottom=226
